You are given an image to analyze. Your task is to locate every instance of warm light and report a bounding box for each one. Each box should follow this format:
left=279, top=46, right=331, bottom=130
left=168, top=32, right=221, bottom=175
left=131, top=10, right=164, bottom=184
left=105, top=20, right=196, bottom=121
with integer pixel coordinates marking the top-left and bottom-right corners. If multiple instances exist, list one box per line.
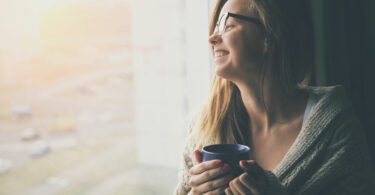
left=35, top=0, right=57, bottom=11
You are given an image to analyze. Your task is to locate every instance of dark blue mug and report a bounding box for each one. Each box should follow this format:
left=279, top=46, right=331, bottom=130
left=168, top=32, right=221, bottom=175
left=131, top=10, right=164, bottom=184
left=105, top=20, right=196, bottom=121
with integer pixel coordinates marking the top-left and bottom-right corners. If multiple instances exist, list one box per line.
left=202, top=144, right=251, bottom=177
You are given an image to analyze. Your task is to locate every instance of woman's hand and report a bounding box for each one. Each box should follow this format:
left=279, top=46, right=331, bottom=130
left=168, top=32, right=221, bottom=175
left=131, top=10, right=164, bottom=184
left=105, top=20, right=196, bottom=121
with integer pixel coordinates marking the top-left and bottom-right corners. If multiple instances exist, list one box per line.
left=225, top=160, right=267, bottom=195
left=188, top=150, right=233, bottom=195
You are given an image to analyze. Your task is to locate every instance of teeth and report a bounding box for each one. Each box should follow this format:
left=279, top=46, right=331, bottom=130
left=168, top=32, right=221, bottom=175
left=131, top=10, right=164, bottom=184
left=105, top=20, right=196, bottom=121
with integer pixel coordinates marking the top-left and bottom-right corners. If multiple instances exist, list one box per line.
left=215, top=51, right=227, bottom=57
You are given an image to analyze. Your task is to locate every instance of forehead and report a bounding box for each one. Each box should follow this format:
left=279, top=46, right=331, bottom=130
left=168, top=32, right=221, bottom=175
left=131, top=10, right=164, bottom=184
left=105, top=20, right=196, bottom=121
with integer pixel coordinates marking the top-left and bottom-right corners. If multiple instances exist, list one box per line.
left=220, top=0, right=252, bottom=16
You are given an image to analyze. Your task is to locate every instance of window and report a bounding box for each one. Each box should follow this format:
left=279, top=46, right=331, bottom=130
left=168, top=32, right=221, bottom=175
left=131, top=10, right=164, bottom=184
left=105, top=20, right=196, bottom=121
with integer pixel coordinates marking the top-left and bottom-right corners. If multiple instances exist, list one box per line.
left=0, top=0, right=214, bottom=194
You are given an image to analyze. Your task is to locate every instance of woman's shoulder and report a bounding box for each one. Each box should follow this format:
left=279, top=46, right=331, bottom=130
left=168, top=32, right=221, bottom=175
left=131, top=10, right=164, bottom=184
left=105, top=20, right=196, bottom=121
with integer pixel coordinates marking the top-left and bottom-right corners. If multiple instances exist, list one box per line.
left=301, top=85, right=357, bottom=136
left=303, top=85, right=351, bottom=113
left=303, top=85, right=347, bottom=100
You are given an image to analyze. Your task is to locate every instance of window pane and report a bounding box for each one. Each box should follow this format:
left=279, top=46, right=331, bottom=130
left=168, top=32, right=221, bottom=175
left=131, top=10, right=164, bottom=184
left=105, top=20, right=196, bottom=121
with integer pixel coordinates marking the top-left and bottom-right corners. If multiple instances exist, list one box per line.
left=0, top=0, right=212, bottom=194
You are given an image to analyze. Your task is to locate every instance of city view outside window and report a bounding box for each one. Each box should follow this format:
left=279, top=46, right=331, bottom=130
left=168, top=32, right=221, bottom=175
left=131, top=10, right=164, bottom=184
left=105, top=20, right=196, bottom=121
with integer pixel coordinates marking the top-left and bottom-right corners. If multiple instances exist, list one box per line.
left=0, top=0, right=214, bottom=194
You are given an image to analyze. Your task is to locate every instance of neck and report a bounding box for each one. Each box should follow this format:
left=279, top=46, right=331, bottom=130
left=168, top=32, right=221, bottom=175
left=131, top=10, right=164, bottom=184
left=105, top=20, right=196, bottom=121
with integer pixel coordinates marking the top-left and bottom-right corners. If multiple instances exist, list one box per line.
left=235, top=78, right=307, bottom=133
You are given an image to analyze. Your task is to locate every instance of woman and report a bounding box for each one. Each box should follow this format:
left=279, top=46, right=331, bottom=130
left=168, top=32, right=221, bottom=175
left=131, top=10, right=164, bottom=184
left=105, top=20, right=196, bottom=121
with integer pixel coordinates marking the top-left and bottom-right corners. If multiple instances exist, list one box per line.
left=175, top=0, right=375, bottom=194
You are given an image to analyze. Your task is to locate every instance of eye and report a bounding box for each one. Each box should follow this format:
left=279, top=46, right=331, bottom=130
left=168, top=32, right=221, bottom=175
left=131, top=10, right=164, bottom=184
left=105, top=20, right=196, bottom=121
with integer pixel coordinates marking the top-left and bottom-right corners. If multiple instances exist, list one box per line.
left=224, top=25, right=234, bottom=31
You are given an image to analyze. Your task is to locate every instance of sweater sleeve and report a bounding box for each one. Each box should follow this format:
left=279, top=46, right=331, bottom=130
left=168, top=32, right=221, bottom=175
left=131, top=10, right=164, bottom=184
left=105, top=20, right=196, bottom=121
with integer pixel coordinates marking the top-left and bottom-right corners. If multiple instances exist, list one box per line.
left=174, top=140, right=194, bottom=195
left=260, top=111, right=375, bottom=195
left=263, top=170, right=288, bottom=195
left=316, top=114, right=375, bottom=195
left=297, top=111, right=375, bottom=195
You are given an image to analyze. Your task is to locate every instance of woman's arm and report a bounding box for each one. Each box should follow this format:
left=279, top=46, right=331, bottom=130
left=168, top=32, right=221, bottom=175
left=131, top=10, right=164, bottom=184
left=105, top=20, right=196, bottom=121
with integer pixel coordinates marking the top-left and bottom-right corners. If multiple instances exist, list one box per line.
left=225, top=160, right=288, bottom=195
left=296, top=111, right=375, bottom=195
left=313, top=114, right=375, bottom=194
left=174, top=142, right=194, bottom=195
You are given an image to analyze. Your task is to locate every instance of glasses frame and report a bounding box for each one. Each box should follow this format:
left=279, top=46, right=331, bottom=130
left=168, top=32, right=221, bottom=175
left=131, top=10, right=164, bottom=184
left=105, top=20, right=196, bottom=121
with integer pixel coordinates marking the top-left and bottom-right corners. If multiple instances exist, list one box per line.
left=214, top=12, right=262, bottom=35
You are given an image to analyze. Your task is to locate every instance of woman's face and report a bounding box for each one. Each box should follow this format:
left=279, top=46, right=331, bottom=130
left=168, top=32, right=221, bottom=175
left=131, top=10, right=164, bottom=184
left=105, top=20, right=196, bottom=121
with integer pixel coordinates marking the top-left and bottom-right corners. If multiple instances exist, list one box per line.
left=209, top=0, right=266, bottom=83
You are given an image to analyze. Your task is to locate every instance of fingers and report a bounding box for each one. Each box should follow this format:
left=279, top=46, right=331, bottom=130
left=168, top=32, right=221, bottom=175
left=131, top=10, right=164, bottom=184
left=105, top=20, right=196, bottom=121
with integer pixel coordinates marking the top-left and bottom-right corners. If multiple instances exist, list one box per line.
left=225, top=187, right=234, bottom=195
left=239, top=160, right=267, bottom=193
left=201, top=186, right=226, bottom=195
left=238, top=173, right=259, bottom=191
left=189, top=159, right=223, bottom=176
left=189, top=163, right=231, bottom=187
left=194, top=150, right=203, bottom=164
left=188, top=159, right=233, bottom=195
left=229, top=177, right=253, bottom=195
left=240, top=160, right=263, bottom=177
left=228, top=173, right=263, bottom=195
left=193, top=175, right=230, bottom=194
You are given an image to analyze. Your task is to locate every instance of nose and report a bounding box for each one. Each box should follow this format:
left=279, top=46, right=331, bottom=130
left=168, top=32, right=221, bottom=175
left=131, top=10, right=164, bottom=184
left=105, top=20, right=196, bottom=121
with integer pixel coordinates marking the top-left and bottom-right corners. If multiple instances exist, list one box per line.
left=208, top=32, right=222, bottom=46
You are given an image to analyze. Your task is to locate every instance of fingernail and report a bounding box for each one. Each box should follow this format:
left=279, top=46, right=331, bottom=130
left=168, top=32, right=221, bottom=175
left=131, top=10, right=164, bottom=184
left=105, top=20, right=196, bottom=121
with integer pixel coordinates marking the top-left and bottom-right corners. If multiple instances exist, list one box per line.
left=240, top=160, right=250, bottom=166
left=222, top=164, right=230, bottom=171
left=215, top=160, right=222, bottom=165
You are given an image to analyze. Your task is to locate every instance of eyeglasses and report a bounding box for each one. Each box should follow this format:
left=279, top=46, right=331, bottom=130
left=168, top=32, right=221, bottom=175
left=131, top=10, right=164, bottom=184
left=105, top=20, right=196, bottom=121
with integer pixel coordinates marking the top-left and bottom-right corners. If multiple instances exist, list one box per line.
left=214, top=12, right=262, bottom=35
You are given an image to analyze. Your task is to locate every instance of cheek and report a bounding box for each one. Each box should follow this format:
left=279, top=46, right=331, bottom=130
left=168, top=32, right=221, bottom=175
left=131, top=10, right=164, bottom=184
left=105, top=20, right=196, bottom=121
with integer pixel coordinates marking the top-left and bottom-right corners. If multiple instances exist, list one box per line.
left=235, top=31, right=264, bottom=66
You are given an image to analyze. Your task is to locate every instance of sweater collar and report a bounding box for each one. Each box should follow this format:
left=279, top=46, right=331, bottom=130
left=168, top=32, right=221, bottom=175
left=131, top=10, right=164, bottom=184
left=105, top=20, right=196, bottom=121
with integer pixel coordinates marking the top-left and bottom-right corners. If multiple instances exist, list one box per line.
left=272, top=85, right=350, bottom=179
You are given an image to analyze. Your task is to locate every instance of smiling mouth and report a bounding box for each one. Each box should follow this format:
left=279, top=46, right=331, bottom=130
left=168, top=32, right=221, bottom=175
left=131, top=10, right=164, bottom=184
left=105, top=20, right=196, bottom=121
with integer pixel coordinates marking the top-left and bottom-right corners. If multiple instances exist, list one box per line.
left=214, top=50, right=229, bottom=58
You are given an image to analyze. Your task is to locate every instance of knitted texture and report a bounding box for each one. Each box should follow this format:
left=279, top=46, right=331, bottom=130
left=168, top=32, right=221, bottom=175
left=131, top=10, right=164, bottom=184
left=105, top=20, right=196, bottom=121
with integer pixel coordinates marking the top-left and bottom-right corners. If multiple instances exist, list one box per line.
left=174, top=86, right=375, bottom=195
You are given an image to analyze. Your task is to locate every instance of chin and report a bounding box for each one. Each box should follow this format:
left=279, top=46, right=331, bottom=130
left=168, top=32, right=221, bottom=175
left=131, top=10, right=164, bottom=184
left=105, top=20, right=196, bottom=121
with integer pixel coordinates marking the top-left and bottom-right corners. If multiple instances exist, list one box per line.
left=214, top=66, right=236, bottom=81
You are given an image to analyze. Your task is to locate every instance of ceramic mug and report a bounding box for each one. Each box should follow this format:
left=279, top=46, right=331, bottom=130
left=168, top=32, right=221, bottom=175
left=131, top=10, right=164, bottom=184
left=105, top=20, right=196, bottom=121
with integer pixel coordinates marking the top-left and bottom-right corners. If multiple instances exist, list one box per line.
left=202, top=144, right=251, bottom=177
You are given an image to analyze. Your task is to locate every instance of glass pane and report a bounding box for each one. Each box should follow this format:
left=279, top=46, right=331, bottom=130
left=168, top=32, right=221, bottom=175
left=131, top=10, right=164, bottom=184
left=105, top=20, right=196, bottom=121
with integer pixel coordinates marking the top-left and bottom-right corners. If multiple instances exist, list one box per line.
left=218, top=13, right=228, bottom=34
left=0, top=0, right=213, bottom=194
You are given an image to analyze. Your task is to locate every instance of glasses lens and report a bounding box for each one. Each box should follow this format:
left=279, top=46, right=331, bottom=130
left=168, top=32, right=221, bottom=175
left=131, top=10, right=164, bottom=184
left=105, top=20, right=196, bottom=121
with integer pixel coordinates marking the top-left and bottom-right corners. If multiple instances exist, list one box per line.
left=218, top=13, right=228, bottom=35
left=213, top=24, right=219, bottom=35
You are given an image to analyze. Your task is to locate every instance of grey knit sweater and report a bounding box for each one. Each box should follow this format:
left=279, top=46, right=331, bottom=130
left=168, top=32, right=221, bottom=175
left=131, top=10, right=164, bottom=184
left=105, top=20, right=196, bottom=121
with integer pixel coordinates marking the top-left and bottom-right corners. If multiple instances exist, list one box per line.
left=174, top=85, right=375, bottom=195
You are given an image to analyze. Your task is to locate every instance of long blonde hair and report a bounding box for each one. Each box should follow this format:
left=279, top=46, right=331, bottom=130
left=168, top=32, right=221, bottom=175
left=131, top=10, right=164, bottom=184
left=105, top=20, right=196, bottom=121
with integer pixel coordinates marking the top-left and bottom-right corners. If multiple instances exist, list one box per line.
left=189, top=0, right=314, bottom=149
left=189, top=76, right=250, bottom=148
